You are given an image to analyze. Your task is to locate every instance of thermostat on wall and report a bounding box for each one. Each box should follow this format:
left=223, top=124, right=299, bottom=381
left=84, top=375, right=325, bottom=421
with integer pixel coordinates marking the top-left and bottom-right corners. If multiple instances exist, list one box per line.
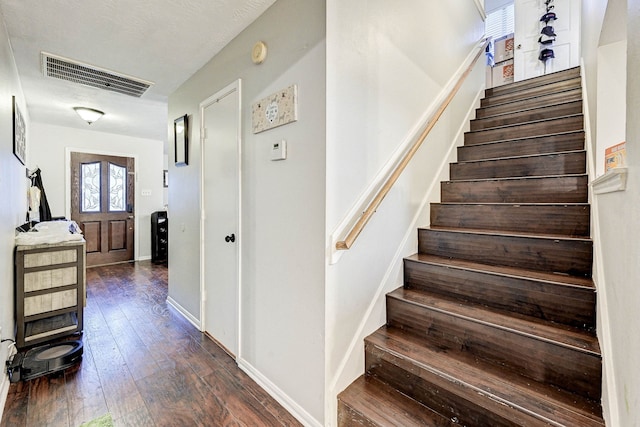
left=271, top=140, right=287, bottom=161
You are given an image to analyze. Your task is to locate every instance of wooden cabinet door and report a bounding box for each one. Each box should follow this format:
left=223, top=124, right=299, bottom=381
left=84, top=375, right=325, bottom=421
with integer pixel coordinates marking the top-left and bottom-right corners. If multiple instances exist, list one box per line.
left=71, top=152, right=134, bottom=266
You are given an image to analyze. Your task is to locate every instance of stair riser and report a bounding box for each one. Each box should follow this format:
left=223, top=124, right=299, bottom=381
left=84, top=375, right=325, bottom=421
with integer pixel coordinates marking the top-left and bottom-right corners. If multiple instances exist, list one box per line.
left=430, top=203, right=590, bottom=236
left=450, top=151, right=586, bottom=180
left=385, top=297, right=602, bottom=400
left=441, top=175, right=589, bottom=204
left=365, top=343, right=547, bottom=426
left=465, top=115, right=584, bottom=145
left=457, top=132, right=585, bottom=161
left=470, top=101, right=583, bottom=131
left=440, top=176, right=588, bottom=203
left=484, top=68, right=580, bottom=99
left=482, top=77, right=582, bottom=107
left=403, top=258, right=596, bottom=329
left=418, top=229, right=592, bottom=276
left=476, top=89, right=582, bottom=119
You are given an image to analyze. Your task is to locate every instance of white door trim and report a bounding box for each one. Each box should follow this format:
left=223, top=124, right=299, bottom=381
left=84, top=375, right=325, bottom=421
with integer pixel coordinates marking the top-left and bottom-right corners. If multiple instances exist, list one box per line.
left=198, top=79, right=242, bottom=359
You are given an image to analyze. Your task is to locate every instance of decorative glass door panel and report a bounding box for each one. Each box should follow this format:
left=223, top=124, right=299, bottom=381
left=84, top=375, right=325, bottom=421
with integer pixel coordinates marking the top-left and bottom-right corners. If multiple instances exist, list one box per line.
left=109, top=163, right=126, bottom=212
left=81, top=162, right=101, bottom=213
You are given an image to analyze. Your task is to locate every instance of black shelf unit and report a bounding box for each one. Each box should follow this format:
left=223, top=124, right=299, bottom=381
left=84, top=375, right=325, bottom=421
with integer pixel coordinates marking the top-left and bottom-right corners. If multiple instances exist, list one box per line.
left=151, top=211, right=168, bottom=263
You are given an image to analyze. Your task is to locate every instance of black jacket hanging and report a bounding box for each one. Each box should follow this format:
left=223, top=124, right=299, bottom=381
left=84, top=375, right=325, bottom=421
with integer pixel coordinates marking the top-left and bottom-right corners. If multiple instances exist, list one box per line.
left=30, top=168, right=52, bottom=222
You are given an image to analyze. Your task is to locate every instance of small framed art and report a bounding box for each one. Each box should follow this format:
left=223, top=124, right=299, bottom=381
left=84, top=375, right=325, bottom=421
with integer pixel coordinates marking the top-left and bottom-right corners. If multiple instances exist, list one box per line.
left=174, top=114, right=188, bottom=166
left=13, top=96, right=26, bottom=165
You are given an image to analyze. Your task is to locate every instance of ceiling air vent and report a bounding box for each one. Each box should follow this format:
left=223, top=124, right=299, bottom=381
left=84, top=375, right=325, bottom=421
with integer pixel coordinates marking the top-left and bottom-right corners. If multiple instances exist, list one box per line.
left=41, top=52, right=153, bottom=98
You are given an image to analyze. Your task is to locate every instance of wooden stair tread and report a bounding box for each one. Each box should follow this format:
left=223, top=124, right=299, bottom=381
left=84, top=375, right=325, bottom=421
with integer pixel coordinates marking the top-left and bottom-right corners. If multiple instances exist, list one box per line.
left=418, top=227, right=592, bottom=277
left=441, top=175, right=589, bottom=205
left=405, top=253, right=594, bottom=289
left=420, top=224, right=591, bottom=242
left=481, top=77, right=582, bottom=107
left=388, top=287, right=600, bottom=354
left=450, top=150, right=586, bottom=180
left=444, top=172, right=587, bottom=183
left=367, top=326, right=604, bottom=426
left=432, top=201, right=589, bottom=207
left=475, top=99, right=582, bottom=121
left=457, top=131, right=585, bottom=162
left=470, top=100, right=583, bottom=131
left=484, top=67, right=580, bottom=98
left=454, top=149, right=585, bottom=165
left=476, top=88, right=582, bottom=119
left=466, top=113, right=583, bottom=134
left=338, top=376, right=456, bottom=426
left=463, top=129, right=583, bottom=148
left=464, top=116, right=585, bottom=146
left=430, top=202, right=590, bottom=237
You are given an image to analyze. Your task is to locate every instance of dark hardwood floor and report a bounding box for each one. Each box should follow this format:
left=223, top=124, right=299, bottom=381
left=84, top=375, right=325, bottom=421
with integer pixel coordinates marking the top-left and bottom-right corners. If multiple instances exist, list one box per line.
left=1, top=261, right=301, bottom=427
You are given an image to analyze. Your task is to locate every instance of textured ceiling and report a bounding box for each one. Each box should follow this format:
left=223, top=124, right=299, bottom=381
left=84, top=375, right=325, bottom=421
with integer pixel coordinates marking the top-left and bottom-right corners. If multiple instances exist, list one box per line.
left=0, top=0, right=276, bottom=143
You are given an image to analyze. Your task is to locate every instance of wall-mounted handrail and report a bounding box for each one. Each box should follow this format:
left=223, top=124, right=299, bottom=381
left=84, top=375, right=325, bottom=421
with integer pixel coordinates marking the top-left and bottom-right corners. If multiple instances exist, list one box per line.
left=336, top=38, right=490, bottom=251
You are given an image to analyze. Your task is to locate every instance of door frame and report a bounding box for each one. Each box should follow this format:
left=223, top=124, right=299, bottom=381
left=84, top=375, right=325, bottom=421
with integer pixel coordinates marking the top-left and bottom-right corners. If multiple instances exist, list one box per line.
left=65, top=147, right=140, bottom=261
left=199, top=79, right=242, bottom=358
left=513, top=0, right=581, bottom=82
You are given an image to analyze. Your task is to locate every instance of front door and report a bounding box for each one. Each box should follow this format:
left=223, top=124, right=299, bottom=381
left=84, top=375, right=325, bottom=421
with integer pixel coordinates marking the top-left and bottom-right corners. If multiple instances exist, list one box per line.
left=514, top=0, right=581, bottom=81
left=70, top=152, right=135, bottom=266
left=201, top=81, right=241, bottom=357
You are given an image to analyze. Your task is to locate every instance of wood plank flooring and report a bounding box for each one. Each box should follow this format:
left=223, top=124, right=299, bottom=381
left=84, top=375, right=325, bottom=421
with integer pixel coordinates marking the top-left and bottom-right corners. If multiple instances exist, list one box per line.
left=1, top=261, right=301, bottom=427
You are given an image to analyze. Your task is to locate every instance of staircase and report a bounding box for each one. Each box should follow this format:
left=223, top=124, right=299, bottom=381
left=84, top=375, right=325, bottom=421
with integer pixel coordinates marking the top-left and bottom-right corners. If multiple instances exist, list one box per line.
left=337, top=67, right=604, bottom=426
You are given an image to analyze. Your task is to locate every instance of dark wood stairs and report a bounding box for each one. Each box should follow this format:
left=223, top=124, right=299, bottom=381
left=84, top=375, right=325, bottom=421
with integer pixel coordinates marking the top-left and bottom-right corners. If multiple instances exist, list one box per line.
left=338, top=67, right=604, bottom=426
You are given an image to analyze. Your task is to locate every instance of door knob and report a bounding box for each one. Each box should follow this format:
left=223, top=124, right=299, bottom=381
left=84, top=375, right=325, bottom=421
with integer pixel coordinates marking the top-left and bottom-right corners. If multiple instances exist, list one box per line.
left=516, top=44, right=522, bottom=50
left=225, top=234, right=236, bottom=243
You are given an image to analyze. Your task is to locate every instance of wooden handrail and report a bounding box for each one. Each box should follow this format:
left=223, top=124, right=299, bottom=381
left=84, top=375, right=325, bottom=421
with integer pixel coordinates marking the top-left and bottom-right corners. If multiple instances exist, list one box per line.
left=336, top=38, right=490, bottom=251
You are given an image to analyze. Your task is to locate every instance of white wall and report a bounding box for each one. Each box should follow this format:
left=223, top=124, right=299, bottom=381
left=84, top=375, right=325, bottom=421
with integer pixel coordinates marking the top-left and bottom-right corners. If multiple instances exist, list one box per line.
left=325, top=1, right=485, bottom=424
left=28, top=123, right=165, bottom=260
left=168, top=0, right=326, bottom=424
left=580, top=0, right=609, bottom=151
left=0, top=8, right=29, bottom=415
left=486, top=0, right=513, bottom=13
left=592, top=2, right=640, bottom=426
left=596, top=40, right=627, bottom=176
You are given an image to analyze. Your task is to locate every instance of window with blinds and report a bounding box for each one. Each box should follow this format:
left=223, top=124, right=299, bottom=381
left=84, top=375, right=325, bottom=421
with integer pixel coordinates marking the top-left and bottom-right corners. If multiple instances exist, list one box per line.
left=486, top=4, right=515, bottom=42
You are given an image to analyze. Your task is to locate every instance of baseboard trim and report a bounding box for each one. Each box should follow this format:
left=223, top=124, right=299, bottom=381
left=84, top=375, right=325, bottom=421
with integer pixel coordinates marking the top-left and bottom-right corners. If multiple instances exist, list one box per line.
left=166, top=296, right=201, bottom=330
left=0, top=371, right=9, bottom=423
left=237, top=358, right=322, bottom=427
left=0, top=342, right=16, bottom=423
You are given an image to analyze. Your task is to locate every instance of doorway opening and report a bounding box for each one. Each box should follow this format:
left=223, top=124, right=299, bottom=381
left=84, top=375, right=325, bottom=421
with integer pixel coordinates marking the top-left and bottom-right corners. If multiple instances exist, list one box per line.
left=69, top=151, right=135, bottom=267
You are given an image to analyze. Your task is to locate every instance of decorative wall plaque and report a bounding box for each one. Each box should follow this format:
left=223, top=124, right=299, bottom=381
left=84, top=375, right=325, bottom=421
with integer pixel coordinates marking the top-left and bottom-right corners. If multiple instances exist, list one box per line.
left=251, top=85, right=297, bottom=134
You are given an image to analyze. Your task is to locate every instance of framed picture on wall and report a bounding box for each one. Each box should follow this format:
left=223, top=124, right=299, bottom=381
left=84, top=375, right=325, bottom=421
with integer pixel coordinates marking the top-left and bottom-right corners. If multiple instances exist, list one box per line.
left=13, top=96, right=26, bottom=165
left=174, top=114, right=188, bottom=166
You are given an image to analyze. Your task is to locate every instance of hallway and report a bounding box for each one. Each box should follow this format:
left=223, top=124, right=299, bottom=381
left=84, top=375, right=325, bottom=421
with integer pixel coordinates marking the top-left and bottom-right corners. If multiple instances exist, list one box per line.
left=1, top=262, right=300, bottom=426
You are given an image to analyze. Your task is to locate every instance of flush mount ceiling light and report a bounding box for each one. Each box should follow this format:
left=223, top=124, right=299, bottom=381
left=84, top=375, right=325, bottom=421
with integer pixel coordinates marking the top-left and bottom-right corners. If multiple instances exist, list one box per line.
left=73, top=107, right=104, bottom=125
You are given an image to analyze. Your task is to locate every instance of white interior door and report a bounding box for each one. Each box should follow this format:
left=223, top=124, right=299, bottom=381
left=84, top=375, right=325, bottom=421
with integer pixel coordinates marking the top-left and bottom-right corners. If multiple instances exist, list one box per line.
left=514, top=0, right=581, bottom=81
left=201, top=81, right=241, bottom=357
